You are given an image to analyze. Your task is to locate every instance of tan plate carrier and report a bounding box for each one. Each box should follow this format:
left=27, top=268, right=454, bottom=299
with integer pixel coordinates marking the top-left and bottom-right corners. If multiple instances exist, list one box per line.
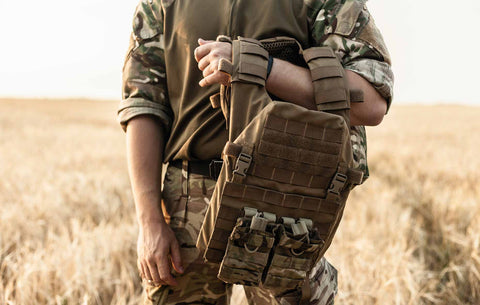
left=197, top=36, right=364, bottom=291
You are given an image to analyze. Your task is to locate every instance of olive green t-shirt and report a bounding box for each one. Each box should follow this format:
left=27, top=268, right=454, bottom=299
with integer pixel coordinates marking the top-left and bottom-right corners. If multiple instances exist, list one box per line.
left=119, top=0, right=393, bottom=177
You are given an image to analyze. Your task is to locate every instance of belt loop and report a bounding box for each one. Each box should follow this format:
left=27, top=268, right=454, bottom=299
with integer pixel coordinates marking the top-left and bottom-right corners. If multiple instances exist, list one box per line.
left=181, top=160, right=189, bottom=198
left=177, top=160, right=189, bottom=224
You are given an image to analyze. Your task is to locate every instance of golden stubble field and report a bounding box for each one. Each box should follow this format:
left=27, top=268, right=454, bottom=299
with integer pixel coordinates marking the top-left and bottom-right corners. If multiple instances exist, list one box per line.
left=0, top=99, right=479, bottom=305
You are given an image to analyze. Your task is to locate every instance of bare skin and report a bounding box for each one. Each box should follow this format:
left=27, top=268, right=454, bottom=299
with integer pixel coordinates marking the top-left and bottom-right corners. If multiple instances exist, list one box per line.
left=194, top=38, right=387, bottom=126
left=131, top=37, right=388, bottom=287
left=127, top=116, right=183, bottom=287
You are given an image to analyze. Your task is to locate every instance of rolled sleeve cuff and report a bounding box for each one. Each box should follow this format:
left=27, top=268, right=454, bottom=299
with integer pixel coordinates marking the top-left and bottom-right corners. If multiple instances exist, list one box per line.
left=345, top=58, right=394, bottom=113
left=117, top=98, right=172, bottom=132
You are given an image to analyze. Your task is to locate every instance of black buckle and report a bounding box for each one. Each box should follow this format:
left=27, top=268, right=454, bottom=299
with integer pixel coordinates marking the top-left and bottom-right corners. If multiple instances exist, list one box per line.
left=209, top=159, right=223, bottom=180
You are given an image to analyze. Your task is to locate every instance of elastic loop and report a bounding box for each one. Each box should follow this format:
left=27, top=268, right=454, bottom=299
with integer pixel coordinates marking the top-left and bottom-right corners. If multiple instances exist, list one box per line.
left=244, top=243, right=261, bottom=254
left=266, top=55, right=274, bottom=79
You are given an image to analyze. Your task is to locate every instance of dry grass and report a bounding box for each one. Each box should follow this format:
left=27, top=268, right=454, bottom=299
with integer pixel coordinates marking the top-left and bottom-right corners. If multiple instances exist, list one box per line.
left=0, top=99, right=478, bottom=305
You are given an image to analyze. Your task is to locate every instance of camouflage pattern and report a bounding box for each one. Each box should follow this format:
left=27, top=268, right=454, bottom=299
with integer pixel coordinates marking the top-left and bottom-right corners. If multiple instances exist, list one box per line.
left=122, top=0, right=394, bottom=304
left=119, top=0, right=393, bottom=180
left=119, top=0, right=171, bottom=133
left=144, top=165, right=339, bottom=305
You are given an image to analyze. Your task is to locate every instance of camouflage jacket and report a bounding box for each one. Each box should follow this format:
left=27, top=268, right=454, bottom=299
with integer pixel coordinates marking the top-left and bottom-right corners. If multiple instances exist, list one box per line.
left=119, top=0, right=394, bottom=181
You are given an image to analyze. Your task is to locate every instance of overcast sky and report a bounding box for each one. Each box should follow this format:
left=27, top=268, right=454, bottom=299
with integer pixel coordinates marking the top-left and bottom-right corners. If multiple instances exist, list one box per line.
left=0, top=0, right=479, bottom=105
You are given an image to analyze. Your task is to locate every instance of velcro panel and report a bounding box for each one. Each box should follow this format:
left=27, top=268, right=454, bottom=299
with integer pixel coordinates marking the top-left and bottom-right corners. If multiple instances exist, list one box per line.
left=310, top=66, right=344, bottom=80
left=303, top=47, right=336, bottom=62
left=240, top=43, right=269, bottom=59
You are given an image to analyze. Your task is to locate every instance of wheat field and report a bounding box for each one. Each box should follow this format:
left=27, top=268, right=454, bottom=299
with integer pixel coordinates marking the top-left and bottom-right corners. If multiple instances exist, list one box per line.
left=0, top=99, right=478, bottom=305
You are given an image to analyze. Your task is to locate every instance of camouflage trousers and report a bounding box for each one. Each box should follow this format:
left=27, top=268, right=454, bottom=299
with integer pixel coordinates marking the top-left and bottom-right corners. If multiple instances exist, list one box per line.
left=143, top=162, right=338, bottom=305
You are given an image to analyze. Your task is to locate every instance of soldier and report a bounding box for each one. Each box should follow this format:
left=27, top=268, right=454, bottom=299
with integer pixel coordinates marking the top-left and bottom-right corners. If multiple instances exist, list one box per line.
left=118, top=0, right=393, bottom=304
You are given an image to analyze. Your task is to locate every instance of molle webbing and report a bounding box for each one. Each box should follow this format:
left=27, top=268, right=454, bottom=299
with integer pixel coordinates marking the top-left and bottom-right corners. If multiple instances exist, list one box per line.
left=303, top=47, right=351, bottom=123
left=232, top=37, right=269, bottom=86
left=199, top=37, right=365, bottom=290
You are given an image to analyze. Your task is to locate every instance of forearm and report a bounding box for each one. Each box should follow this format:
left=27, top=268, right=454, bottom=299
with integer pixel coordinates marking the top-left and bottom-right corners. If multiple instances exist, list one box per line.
left=265, top=58, right=387, bottom=126
left=126, top=115, right=166, bottom=226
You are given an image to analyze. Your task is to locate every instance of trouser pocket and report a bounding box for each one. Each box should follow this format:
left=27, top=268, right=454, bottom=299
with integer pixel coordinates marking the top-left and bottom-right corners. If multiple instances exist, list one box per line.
left=218, top=208, right=277, bottom=286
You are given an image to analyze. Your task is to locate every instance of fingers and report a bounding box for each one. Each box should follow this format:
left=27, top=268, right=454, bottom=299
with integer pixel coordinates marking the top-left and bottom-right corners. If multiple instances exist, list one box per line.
left=197, top=55, right=210, bottom=72
left=145, top=258, right=163, bottom=285
left=156, top=254, right=178, bottom=286
left=199, top=71, right=231, bottom=87
left=170, top=239, right=184, bottom=274
left=142, top=254, right=178, bottom=287
left=194, top=40, right=214, bottom=62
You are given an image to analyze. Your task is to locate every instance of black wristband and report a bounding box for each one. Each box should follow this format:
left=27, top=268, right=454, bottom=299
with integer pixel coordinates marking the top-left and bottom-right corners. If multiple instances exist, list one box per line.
left=266, top=55, right=274, bottom=79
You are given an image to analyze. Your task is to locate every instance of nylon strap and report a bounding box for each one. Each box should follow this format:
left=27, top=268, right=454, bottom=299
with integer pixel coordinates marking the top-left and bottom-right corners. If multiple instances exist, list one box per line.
left=350, top=89, right=364, bottom=103
left=218, top=58, right=233, bottom=75
left=210, top=93, right=221, bottom=109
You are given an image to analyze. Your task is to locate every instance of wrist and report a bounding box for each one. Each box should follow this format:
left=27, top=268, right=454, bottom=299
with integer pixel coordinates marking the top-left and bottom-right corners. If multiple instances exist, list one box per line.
left=266, top=55, right=274, bottom=79
left=138, top=216, right=168, bottom=230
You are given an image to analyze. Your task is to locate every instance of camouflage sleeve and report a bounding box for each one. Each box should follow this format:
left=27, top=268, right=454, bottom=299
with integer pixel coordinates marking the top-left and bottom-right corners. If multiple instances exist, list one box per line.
left=307, top=0, right=394, bottom=182
left=311, top=0, right=393, bottom=107
left=118, top=0, right=172, bottom=132
left=308, top=0, right=394, bottom=109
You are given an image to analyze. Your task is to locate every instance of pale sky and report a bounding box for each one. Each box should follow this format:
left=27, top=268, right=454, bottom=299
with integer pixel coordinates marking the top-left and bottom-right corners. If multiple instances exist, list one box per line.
left=0, top=0, right=479, bottom=105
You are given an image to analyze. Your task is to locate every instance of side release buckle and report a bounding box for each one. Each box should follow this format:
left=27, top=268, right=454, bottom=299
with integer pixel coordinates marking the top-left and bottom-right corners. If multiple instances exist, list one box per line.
left=328, top=172, right=348, bottom=196
left=233, top=153, right=252, bottom=177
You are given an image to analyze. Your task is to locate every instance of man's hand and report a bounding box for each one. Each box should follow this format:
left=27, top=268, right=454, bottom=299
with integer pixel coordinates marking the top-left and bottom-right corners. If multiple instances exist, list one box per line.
left=126, top=116, right=183, bottom=287
left=137, top=221, right=183, bottom=286
left=194, top=38, right=232, bottom=87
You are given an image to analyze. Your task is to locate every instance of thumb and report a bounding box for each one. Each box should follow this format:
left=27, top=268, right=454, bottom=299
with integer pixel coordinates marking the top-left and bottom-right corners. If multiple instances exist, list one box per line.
left=198, top=38, right=213, bottom=45
left=170, top=240, right=184, bottom=274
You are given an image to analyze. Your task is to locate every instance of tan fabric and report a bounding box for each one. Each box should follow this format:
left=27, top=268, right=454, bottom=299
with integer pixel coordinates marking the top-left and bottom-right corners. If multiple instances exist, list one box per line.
left=143, top=165, right=338, bottom=305
left=120, top=0, right=393, bottom=164
left=160, top=0, right=310, bottom=161
left=196, top=39, right=363, bottom=297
